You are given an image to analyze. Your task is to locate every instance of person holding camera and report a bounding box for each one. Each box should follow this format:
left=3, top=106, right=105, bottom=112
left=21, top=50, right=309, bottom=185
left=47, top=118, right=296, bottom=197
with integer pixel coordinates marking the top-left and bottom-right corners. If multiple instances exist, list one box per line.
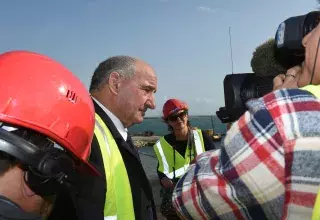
left=0, top=51, right=97, bottom=220
left=172, top=16, right=320, bottom=220
left=153, top=99, right=216, bottom=219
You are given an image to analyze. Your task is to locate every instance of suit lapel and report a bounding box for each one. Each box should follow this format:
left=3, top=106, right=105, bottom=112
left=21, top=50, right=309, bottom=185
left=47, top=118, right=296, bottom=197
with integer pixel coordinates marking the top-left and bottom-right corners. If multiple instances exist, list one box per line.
left=92, top=99, right=141, bottom=161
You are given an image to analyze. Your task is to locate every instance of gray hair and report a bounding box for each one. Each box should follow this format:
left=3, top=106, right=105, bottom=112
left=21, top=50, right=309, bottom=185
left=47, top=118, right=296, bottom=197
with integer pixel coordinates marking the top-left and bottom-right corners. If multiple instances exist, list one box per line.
left=89, top=55, right=137, bottom=92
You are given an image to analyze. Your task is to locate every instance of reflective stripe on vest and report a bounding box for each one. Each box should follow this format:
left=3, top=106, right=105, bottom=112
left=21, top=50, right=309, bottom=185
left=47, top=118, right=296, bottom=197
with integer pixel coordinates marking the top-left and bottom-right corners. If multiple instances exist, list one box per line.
left=104, top=216, right=117, bottom=220
left=94, top=113, right=135, bottom=220
left=193, top=129, right=204, bottom=155
left=154, top=129, right=205, bottom=179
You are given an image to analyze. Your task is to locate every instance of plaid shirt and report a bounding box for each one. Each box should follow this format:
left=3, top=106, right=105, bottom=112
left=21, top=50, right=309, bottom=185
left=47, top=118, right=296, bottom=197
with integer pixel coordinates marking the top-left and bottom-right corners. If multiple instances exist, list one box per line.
left=172, top=88, right=320, bottom=220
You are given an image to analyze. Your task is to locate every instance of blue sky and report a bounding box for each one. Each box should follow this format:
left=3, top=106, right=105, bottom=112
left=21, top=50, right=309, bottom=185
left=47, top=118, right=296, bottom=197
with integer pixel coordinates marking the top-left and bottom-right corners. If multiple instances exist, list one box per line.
left=0, top=0, right=318, bottom=116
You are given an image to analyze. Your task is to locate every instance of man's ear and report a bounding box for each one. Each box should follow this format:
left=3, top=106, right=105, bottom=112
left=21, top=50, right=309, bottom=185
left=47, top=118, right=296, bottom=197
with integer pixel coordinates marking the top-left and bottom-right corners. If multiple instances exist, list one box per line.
left=108, top=72, right=122, bottom=95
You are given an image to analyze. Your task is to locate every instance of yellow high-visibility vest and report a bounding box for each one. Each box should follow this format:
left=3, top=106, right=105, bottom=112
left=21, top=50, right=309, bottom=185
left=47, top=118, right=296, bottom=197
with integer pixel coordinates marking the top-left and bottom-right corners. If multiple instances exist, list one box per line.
left=94, top=113, right=135, bottom=220
left=153, top=129, right=205, bottom=179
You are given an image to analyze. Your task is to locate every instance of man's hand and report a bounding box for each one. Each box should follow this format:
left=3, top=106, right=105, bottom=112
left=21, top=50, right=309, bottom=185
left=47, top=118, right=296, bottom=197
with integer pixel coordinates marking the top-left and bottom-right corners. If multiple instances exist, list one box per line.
left=161, top=177, right=174, bottom=189
left=273, top=65, right=301, bottom=91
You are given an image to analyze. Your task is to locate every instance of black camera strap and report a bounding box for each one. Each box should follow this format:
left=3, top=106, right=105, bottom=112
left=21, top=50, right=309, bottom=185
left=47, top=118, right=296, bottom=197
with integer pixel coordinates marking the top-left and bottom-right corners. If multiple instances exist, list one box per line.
left=310, top=36, right=320, bottom=85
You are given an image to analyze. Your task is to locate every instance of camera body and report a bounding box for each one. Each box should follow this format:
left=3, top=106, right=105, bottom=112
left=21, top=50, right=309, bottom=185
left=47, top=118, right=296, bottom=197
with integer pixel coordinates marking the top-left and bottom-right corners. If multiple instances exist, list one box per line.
left=275, top=11, right=320, bottom=69
left=217, top=11, right=320, bottom=124
left=216, top=73, right=274, bottom=123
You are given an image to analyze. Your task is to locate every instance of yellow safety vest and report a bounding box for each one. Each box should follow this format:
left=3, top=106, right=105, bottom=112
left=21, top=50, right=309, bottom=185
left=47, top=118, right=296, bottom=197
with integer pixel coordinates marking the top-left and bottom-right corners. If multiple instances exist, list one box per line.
left=94, top=113, right=135, bottom=220
left=299, top=85, right=320, bottom=220
left=153, top=129, right=205, bottom=179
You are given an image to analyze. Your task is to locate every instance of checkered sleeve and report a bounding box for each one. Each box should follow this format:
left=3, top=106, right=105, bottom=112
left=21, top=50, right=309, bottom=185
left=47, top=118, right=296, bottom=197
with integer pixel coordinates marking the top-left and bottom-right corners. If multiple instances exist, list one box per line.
left=172, top=95, right=286, bottom=219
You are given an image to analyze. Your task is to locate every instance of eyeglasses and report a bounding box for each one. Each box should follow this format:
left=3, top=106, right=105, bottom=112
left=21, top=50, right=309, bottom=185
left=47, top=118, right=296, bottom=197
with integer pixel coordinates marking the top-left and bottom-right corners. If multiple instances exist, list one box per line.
left=168, top=111, right=187, bottom=122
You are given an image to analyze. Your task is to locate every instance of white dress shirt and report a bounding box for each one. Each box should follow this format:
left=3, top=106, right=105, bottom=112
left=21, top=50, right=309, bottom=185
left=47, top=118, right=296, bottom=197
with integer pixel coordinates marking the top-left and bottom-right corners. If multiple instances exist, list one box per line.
left=92, top=97, right=128, bottom=141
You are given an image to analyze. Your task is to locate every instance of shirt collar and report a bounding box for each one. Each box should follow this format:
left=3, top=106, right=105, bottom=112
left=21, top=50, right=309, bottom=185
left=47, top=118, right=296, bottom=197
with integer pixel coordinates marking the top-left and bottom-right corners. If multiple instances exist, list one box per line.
left=92, top=97, right=128, bottom=141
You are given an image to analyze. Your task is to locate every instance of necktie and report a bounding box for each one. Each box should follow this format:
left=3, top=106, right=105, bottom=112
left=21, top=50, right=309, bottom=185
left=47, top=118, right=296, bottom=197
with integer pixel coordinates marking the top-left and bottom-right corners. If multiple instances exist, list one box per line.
left=126, top=134, right=140, bottom=160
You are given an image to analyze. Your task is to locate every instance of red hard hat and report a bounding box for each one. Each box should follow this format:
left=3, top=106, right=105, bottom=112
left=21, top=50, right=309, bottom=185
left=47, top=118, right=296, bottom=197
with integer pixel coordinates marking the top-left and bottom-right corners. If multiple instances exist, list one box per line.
left=0, top=50, right=98, bottom=175
left=162, top=99, right=188, bottom=120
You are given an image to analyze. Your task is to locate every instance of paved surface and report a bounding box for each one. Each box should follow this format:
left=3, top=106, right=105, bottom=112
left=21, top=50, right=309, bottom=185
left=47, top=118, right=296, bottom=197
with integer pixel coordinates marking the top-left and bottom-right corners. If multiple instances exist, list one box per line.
left=138, top=140, right=223, bottom=219
left=139, top=151, right=167, bottom=220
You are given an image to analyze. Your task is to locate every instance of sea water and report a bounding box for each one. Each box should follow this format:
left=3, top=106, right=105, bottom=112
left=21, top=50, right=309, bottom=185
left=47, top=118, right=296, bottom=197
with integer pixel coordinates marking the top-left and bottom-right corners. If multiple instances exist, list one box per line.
left=129, top=115, right=227, bottom=136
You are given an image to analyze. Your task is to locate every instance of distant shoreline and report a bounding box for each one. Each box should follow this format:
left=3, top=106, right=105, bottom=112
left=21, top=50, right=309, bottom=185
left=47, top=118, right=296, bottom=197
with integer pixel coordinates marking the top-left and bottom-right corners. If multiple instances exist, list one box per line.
left=129, top=115, right=226, bottom=137
left=132, top=136, right=159, bottom=148
left=132, top=136, right=160, bottom=141
left=132, top=134, right=224, bottom=148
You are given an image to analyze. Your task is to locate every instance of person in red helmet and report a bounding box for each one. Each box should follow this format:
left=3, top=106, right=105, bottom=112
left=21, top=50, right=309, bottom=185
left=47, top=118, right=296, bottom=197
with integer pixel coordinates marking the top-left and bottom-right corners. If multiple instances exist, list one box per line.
left=153, top=98, right=216, bottom=219
left=0, top=50, right=97, bottom=220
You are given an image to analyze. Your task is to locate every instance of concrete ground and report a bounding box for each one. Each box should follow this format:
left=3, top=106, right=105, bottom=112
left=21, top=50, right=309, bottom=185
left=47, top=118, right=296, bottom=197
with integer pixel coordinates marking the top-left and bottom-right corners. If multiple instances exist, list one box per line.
left=139, top=152, right=167, bottom=220
left=138, top=140, right=223, bottom=219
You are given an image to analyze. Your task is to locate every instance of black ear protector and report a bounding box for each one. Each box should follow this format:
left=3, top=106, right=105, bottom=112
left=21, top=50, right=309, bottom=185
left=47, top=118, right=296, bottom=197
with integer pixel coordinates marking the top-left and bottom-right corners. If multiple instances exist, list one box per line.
left=0, top=128, right=75, bottom=197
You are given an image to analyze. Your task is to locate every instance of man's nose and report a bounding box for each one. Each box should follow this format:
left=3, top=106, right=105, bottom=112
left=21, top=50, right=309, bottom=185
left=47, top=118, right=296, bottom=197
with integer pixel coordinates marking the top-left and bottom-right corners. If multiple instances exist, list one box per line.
left=146, top=94, right=156, bottom=109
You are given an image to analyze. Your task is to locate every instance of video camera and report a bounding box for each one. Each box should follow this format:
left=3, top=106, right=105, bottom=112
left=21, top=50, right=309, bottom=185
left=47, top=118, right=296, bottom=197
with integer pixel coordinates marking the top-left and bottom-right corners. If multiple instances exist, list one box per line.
left=216, top=73, right=274, bottom=123
left=217, top=11, right=320, bottom=124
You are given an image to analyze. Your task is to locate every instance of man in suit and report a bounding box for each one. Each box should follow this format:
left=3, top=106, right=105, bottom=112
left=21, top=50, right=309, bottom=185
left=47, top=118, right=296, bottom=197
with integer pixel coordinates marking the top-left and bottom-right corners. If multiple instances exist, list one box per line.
left=48, top=55, right=157, bottom=220
left=88, top=55, right=158, bottom=219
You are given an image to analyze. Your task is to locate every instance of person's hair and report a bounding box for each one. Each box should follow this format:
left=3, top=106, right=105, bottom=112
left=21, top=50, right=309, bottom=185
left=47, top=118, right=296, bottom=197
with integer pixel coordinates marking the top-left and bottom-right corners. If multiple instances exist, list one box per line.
left=89, top=55, right=138, bottom=92
left=0, top=124, right=53, bottom=176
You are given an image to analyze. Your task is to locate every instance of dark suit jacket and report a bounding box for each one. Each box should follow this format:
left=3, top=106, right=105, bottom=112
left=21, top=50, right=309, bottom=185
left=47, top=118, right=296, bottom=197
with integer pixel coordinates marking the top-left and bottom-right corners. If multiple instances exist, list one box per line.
left=48, top=99, right=157, bottom=220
